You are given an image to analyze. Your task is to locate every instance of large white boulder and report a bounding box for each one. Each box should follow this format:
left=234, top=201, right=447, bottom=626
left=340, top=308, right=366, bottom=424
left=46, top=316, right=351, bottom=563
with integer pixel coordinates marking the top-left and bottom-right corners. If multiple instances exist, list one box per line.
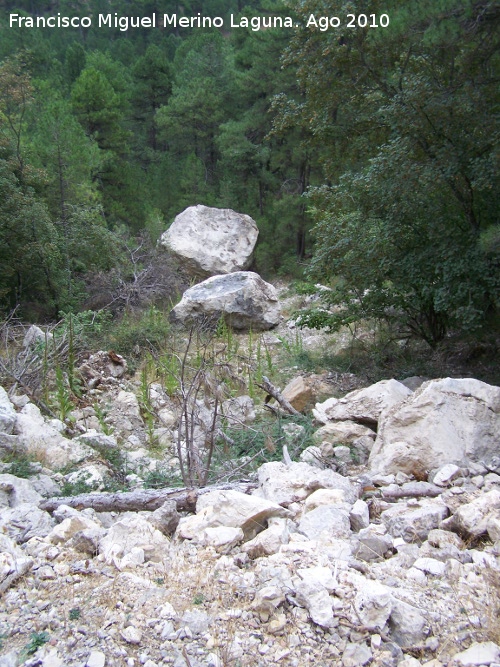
left=160, top=205, right=259, bottom=278
left=313, top=379, right=412, bottom=425
left=176, top=489, right=291, bottom=542
left=99, top=515, right=170, bottom=568
left=369, top=378, right=500, bottom=475
left=170, top=271, right=280, bottom=331
left=14, top=403, right=94, bottom=469
left=254, top=461, right=358, bottom=506
left=0, top=386, right=16, bottom=434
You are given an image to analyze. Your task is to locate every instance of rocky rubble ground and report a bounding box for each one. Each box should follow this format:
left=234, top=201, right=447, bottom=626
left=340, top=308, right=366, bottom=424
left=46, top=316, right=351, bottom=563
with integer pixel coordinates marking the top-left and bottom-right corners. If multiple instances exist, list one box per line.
left=1, top=344, right=500, bottom=667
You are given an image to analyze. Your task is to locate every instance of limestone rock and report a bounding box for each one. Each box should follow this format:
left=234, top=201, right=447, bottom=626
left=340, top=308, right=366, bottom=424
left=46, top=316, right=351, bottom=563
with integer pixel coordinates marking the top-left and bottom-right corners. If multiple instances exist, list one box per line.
left=350, top=499, right=370, bottom=532
left=0, top=473, right=42, bottom=507
left=0, top=504, right=54, bottom=543
left=369, top=378, right=500, bottom=475
left=353, top=578, right=392, bottom=630
left=293, top=578, right=336, bottom=628
left=432, top=464, right=462, bottom=487
left=442, top=489, right=500, bottom=538
left=242, top=520, right=290, bottom=559
left=177, top=489, right=290, bottom=542
left=160, top=205, right=259, bottom=278
left=313, top=379, right=412, bottom=425
left=304, top=488, right=353, bottom=511
left=298, top=505, right=351, bottom=541
left=255, top=461, right=358, bottom=506
left=99, top=515, right=170, bottom=567
left=147, top=500, right=180, bottom=536
left=14, top=403, right=93, bottom=468
left=452, top=642, right=500, bottom=666
left=381, top=500, right=448, bottom=543
left=0, top=387, right=16, bottom=435
left=314, top=421, right=376, bottom=446
left=47, top=514, right=103, bottom=545
left=199, top=526, right=244, bottom=551
left=170, top=271, right=280, bottom=332
left=342, top=643, right=373, bottom=667
left=85, top=652, right=106, bottom=667
left=389, top=598, right=429, bottom=648
left=281, top=376, right=314, bottom=412
left=352, top=526, right=393, bottom=562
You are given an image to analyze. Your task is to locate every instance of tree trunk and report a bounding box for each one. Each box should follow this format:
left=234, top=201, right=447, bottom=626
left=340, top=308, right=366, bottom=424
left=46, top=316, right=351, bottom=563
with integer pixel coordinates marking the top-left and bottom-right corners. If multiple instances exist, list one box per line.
left=39, top=481, right=258, bottom=514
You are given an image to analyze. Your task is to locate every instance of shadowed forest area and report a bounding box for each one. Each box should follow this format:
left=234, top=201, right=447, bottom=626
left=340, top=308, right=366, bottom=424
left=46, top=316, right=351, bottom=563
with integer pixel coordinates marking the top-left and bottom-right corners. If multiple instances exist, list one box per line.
left=0, top=0, right=498, bottom=376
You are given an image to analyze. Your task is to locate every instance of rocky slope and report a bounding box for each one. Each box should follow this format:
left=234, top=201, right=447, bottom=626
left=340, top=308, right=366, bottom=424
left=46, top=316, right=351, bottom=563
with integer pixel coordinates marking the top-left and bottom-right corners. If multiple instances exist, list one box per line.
left=1, top=357, right=500, bottom=667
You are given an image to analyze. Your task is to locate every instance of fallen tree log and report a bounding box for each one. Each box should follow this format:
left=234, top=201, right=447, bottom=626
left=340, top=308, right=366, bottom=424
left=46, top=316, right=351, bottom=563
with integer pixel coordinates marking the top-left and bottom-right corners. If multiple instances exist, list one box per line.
left=39, top=481, right=258, bottom=514
left=381, top=483, right=443, bottom=500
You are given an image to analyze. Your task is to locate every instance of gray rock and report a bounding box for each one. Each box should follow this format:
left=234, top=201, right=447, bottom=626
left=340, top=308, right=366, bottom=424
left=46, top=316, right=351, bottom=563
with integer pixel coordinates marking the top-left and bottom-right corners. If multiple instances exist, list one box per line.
left=350, top=499, right=370, bottom=532
left=293, top=578, right=336, bottom=628
left=0, top=651, right=19, bottom=667
left=0, top=504, right=54, bottom=543
left=0, top=434, right=26, bottom=460
left=353, top=578, right=392, bottom=629
left=299, top=505, right=351, bottom=541
left=148, top=500, right=180, bottom=535
left=441, top=489, right=500, bottom=538
left=452, top=642, right=500, bottom=666
left=170, top=271, right=280, bottom=331
left=342, top=642, right=373, bottom=667
left=160, top=205, right=259, bottom=278
left=370, top=378, right=500, bottom=476
left=353, top=527, right=393, bottom=562
left=381, top=500, right=448, bottom=543
left=178, top=489, right=290, bottom=542
left=85, top=652, right=106, bottom=667
left=313, top=379, right=412, bottom=426
left=0, top=387, right=16, bottom=435
left=181, top=609, right=211, bottom=635
left=389, top=597, right=429, bottom=648
left=255, top=461, right=358, bottom=506
left=0, top=473, right=42, bottom=507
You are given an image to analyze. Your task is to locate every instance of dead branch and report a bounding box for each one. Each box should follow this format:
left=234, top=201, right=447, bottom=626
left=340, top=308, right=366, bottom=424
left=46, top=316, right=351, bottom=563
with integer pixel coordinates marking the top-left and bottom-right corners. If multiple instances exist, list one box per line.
left=39, top=481, right=258, bottom=514
left=256, top=376, right=301, bottom=416
left=381, top=484, right=443, bottom=499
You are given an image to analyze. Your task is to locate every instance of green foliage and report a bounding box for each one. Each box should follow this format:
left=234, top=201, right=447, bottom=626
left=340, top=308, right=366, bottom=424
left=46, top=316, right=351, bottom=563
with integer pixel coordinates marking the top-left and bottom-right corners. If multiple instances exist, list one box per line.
left=52, top=365, right=74, bottom=421
left=212, top=413, right=316, bottom=479
left=106, top=306, right=171, bottom=362
left=3, top=452, right=34, bottom=478
left=24, top=631, right=50, bottom=656
left=281, top=0, right=500, bottom=345
left=69, top=608, right=81, bottom=621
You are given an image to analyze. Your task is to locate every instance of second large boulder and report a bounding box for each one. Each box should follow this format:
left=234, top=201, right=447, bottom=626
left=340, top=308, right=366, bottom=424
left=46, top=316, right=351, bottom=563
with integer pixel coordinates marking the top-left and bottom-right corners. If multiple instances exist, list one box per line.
left=170, top=271, right=280, bottom=331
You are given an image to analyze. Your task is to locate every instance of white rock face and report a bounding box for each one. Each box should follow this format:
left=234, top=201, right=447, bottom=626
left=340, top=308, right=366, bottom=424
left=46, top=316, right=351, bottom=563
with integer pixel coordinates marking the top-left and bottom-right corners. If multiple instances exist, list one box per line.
left=381, top=499, right=448, bottom=543
left=99, top=516, right=170, bottom=568
left=298, top=505, right=351, bottom=541
left=314, top=421, right=376, bottom=446
left=452, top=641, right=500, bottom=666
left=14, top=403, right=94, bottom=469
left=369, top=378, right=500, bottom=475
left=313, top=379, right=412, bottom=425
left=160, top=205, right=259, bottom=278
left=353, top=578, right=392, bottom=630
left=170, top=271, right=280, bottom=331
left=177, top=489, right=290, bottom=542
left=255, top=461, right=358, bottom=506
left=443, top=489, right=500, bottom=538
left=389, top=597, right=429, bottom=648
left=0, top=386, right=16, bottom=434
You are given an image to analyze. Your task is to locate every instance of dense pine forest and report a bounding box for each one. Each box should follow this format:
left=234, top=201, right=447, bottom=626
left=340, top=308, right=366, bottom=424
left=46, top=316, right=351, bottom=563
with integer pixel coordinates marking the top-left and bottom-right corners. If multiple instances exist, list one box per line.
left=0, top=1, right=498, bottom=353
